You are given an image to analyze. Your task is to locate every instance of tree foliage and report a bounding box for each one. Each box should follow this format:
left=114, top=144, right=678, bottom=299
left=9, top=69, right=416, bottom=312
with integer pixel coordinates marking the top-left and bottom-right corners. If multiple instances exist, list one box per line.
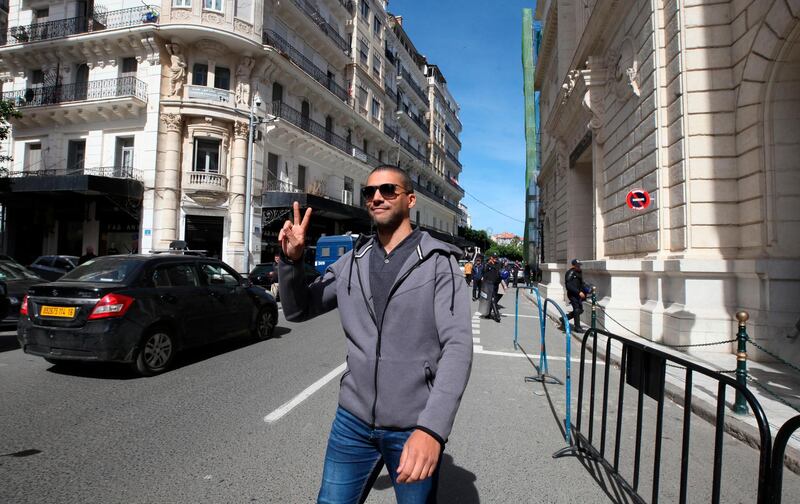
left=486, top=242, right=524, bottom=262
left=460, top=227, right=492, bottom=252
left=0, top=100, right=21, bottom=176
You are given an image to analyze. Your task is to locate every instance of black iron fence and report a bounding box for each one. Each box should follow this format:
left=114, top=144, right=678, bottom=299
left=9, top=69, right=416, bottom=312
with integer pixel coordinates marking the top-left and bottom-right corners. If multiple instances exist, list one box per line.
left=289, top=0, right=350, bottom=54
left=2, top=76, right=147, bottom=108
left=3, top=165, right=142, bottom=181
left=413, top=181, right=459, bottom=212
left=5, top=6, right=158, bottom=45
left=269, top=101, right=382, bottom=169
left=263, top=30, right=349, bottom=103
left=399, top=137, right=426, bottom=162
left=445, top=123, right=462, bottom=147
left=383, top=123, right=398, bottom=141
left=402, top=107, right=428, bottom=135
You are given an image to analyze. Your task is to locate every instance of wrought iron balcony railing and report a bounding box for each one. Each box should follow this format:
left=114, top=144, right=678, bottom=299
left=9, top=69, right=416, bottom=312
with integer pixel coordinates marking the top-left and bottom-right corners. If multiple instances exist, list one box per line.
left=445, top=123, right=462, bottom=148
left=383, top=123, right=398, bottom=141
left=263, top=179, right=303, bottom=193
left=4, top=6, right=158, bottom=46
left=401, top=107, right=428, bottom=135
left=399, top=67, right=428, bottom=104
left=413, top=181, right=460, bottom=212
left=289, top=0, right=350, bottom=54
left=2, top=165, right=143, bottom=181
left=269, top=101, right=382, bottom=168
left=2, top=76, right=147, bottom=108
left=446, top=150, right=462, bottom=168
left=399, top=137, right=426, bottom=162
left=446, top=175, right=465, bottom=194
left=337, top=0, right=355, bottom=15
left=263, top=30, right=349, bottom=103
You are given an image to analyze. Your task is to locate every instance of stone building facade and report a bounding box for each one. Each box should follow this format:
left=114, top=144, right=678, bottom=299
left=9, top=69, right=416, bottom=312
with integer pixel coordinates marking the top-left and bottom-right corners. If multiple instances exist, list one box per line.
left=534, top=0, right=800, bottom=362
left=0, top=0, right=465, bottom=272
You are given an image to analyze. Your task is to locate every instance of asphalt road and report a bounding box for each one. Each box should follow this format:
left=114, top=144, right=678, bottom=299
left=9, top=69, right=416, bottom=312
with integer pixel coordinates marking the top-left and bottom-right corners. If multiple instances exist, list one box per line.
left=1, top=291, right=798, bottom=503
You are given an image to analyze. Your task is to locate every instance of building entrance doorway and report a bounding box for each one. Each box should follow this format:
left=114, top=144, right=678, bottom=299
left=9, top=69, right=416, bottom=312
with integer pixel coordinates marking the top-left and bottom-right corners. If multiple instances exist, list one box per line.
left=185, top=215, right=223, bottom=259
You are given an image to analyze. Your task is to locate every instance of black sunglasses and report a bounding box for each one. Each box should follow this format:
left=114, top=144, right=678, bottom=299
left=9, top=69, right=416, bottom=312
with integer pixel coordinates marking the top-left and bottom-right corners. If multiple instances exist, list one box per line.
left=360, top=183, right=412, bottom=200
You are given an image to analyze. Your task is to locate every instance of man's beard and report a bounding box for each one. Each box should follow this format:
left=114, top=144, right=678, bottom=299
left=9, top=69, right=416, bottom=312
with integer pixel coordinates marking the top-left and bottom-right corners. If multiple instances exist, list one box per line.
left=369, top=206, right=406, bottom=231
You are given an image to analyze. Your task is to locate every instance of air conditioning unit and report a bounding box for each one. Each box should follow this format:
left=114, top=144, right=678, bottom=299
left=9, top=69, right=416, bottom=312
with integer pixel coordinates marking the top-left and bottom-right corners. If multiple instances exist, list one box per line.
left=342, top=189, right=353, bottom=205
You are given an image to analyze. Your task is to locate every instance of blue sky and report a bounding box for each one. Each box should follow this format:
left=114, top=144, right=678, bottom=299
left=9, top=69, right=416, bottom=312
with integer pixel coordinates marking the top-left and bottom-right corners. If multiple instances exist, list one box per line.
left=389, top=0, right=534, bottom=236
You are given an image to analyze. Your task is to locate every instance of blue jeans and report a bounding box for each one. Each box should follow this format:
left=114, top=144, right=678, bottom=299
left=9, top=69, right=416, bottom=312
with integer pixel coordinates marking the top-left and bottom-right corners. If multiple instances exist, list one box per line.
left=318, top=407, right=440, bottom=504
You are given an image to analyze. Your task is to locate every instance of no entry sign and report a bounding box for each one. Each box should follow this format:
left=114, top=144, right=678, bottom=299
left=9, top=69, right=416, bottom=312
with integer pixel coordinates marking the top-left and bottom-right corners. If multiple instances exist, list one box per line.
left=626, top=189, right=651, bottom=210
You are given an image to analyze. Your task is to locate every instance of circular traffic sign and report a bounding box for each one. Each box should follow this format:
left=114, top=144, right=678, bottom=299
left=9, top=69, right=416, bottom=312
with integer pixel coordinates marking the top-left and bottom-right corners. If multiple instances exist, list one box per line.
left=626, top=189, right=651, bottom=210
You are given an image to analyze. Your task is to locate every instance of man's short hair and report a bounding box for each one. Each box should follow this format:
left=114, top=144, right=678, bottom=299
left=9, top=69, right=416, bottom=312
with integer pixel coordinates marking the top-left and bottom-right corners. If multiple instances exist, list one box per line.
left=369, top=164, right=414, bottom=193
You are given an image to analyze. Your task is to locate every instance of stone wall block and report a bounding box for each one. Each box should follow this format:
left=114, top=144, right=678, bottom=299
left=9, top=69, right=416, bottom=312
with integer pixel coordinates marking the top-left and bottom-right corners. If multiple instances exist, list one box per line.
left=668, top=161, right=686, bottom=186
left=630, top=215, right=644, bottom=235
left=735, top=103, right=761, bottom=132
left=765, top=0, right=794, bottom=43
left=685, top=25, right=732, bottom=49
left=691, top=202, right=739, bottom=225
left=670, top=182, right=687, bottom=205
left=752, top=25, right=781, bottom=59
left=739, top=222, right=765, bottom=247
left=689, top=134, right=736, bottom=157
left=691, top=225, right=739, bottom=248
left=788, top=0, right=800, bottom=18
left=738, top=197, right=763, bottom=224
left=685, top=68, right=735, bottom=92
left=731, top=26, right=759, bottom=65
left=641, top=130, right=658, bottom=156
left=670, top=205, right=687, bottom=228
left=684, top=4, right=731, bottom=27
left=690, top=179, right=738, bottom=203
left=731, top=0, right=754, bottom=20
left=738, top=171, right=764, bottom=200
left=688, top=112, right=736, bottom=135
left=731, top=10, right=748, bottom=42
left=643, top=209, right=659, bottom=232
left=686, top=48, right=732, bottom=70
left=736, top=81, right=764, bottom=108
left=741, top=53, right=772, bottom=83
left=637, top=231, right=659, bottom=251
left=736, top=123, right=762, bottom=155
left=624, top=235, right=638, bottom=254
left=690, top=157, right=737, bottom=179
left=687, top=89, right=735, bottom=113
left=746, top=0, right=772, bottom=29
left=643, top=170, right=659, bottom=192
left=737, top=147, right=763, bottom=177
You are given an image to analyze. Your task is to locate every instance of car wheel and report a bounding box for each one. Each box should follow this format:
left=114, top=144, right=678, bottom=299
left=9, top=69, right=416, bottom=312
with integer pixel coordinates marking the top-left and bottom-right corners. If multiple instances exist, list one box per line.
left=254, top=308, right=276, bottom=341
left=134, top=328, right=175, bottom=376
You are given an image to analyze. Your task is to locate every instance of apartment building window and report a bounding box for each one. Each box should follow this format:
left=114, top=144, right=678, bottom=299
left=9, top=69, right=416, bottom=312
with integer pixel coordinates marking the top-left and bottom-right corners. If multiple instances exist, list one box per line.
left=24, top=143, right=42, bottom=171
left=235, top=0, right=253, bottom=21
left=373, top=17, right=382, bottom=38
left=357, top=85, right=368, bottom=112
left=359, top=0, right=369, bottom=20
left=371, top=98, right=381, bottom=121
left=121, top=57, right=137, bottom=76
left=372, top=55, right=381, bottom=80
left=297, top=165, right=306, bottom=191
left=214, top=67, right=230, bottom=90
left=359, top=38, right=369, bottom=66
left=30, top=69, right=44, bottom=86
left=115, top=137, right=135, bottom=175
left=343, top=176, right=354, bottom=205
left=173, top=0, right=191, bottom=7
left=194, top=139, right=220, bottom=173
left=272, top=82, right=283, bottom=103
left=192, top=64, right=208, bottom=86
left=203, top=0, right=223, bottom=12
left=34, top=7, right=49, bottom=22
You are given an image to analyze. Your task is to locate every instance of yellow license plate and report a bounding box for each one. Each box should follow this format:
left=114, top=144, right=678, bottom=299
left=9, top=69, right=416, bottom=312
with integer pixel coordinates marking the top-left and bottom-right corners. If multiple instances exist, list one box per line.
left=39, top=306, right=76, bottom=318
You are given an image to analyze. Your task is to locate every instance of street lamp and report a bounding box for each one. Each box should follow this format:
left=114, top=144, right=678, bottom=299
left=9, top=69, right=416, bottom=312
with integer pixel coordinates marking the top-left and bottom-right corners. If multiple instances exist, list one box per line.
left=244, top=91, right=275, bottom=275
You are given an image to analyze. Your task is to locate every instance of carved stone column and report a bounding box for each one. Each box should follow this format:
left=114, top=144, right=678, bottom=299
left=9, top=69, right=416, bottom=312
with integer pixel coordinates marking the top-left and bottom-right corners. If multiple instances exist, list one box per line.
left=154, top=113, right=183, bottom=249
left=229, top=121, right=249, bottom=251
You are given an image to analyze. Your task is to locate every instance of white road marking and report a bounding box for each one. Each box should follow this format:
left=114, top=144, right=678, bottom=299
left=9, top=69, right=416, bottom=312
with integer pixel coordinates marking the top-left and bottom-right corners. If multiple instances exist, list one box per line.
left=502, top=313, right=538, bottom=319
left=472, top=329, right=481, bottom=335
left=473, top=347, right=604, bottom=364
left=472, top=337, right=481, bottom=343
left=264, top=362, right=347, bottom=423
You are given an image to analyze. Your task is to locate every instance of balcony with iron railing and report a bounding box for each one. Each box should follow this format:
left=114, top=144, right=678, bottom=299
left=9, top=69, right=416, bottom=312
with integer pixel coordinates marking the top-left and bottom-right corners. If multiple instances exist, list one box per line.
left=2, top=76, right=147, bottom=108
left=399, top=66, right=429, bottom=104
left=2, top=165, right=143, bottom=181
left=263, top=30, right=349, bottom=103
left=399, top=137, right=426, bottom=163
left=336, top=0, right=355, bottom=15
left=383, top=123, right=398, bottom=141
left=413, top=181, right=460, bottom=212
left=4, top=6, right=158, bottom=46
left=446, top=150, right=462, bottom=169
left=446, top=175, right=465, bottom=194
left=288, top=0, right=350, bottom=55
left=269, top=101, right=383, bottom=168
left=445, top=124, right=462, bottom=148
left=400, top=106, right=428, bottom=136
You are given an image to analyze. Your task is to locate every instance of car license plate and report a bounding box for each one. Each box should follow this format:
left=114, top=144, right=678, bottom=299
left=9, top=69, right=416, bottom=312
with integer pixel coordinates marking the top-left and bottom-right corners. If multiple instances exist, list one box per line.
left=39, top=306, right=76, bottom=318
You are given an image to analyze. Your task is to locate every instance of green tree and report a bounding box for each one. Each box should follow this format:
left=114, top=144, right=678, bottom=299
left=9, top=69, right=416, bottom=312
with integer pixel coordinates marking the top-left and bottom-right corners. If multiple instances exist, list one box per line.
left=0, top=100, right=21, bottom=176
left=485, top=242, right=524, bottom=262
left=460, top=227, right=492, bottom=252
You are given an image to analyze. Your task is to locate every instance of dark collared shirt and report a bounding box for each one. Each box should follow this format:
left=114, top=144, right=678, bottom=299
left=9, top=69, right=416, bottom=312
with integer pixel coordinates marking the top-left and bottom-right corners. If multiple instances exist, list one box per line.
left=370, top=228, right=422, bottom=325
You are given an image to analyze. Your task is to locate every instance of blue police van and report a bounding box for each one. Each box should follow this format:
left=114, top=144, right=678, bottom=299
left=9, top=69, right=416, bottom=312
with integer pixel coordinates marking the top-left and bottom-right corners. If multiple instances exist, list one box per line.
left=314, top=234, right=360, bottom=275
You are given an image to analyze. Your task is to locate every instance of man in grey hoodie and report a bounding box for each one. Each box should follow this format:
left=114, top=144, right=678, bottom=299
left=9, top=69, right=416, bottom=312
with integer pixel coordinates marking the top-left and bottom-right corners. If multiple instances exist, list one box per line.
left=278, top=165, right=473, bottom=503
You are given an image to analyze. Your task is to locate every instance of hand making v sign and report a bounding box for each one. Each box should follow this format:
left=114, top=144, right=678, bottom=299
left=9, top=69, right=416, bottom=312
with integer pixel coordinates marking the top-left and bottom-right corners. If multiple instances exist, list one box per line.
left=278, top=201, right=312, bottom=262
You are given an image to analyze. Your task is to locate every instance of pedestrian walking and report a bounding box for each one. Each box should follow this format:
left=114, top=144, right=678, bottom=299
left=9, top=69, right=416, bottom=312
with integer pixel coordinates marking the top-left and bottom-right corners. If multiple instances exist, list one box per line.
left=481, top=254, right=502, bottom=322
left=278, top=164, right=473, bottom=503
left=558, top=259, right=587, bottom=333
left=464, top=259, right=473, bottom=286
left=471, top=257, right=483, bottom=301
left=511, top=260, right=521, bottom=288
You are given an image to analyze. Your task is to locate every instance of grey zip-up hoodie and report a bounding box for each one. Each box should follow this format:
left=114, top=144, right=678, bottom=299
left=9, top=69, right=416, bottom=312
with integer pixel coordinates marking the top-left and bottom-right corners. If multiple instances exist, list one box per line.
left=278, top=231, right=473, bottom=445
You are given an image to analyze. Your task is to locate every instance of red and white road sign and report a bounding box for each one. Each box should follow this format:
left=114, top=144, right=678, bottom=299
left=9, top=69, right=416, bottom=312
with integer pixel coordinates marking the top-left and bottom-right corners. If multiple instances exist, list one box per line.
left=626, top=189, right=651, bottom=210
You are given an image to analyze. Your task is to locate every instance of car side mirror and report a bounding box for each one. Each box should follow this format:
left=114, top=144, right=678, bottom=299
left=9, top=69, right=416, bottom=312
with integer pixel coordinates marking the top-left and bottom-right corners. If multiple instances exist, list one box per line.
left=209, top=274, right=225, bottom=285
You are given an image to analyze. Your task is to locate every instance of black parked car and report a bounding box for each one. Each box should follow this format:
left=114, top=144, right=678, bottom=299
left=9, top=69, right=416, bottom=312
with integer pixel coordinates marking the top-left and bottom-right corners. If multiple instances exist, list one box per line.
left=17, top=255, right=279, bottom=376
left=28, top=255, right=79, bottom=281
left=0, top=259, right=46, bottom=327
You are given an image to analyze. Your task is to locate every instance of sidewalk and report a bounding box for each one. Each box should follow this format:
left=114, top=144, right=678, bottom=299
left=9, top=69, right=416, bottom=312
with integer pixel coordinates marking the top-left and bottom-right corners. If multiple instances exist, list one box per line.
left=520, top=289, right=800, bottom=474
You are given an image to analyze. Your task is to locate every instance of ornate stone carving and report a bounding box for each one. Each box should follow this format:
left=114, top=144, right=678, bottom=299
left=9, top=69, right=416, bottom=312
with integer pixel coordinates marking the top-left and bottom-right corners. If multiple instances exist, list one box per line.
left=234, top=19, right=253, bottom=34
left=195, top=39, right=228, bottom=58
left=234, top=121, right=250, bottom=139
left=560, top=69, right=581, bottom=105
left=165, top=43, right=186, bottom=97
left=235, top=56, right=256, bottom=106
left=171, top=9, right=192, bottom=21
left=202, top=12, right=224, bottom=25
left=161, top=113, right=183, bottom=133
left=608, top=37, right=640, bottom=101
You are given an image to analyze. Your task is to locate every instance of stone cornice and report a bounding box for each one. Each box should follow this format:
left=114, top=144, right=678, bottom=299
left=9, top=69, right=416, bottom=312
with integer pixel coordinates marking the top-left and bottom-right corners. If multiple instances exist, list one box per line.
left=533, top=1, right=558, bottom=91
